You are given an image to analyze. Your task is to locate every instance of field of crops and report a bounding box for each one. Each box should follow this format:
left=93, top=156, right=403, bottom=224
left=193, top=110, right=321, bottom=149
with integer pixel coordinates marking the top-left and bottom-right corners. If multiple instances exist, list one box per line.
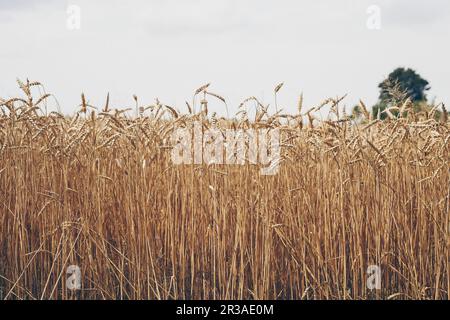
left=0, top=80, right=448, bottom=300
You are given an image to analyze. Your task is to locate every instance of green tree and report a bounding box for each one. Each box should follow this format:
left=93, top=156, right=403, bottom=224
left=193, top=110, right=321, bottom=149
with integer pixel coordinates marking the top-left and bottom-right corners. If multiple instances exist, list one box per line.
left=379, top=68, right=430, bottom=102
left=373, top=68, right=431, bottom=119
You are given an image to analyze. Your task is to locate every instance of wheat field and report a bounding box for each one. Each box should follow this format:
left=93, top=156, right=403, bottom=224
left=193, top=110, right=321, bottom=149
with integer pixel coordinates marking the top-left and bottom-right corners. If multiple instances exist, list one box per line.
left=0, top=80, right=448, bottom=300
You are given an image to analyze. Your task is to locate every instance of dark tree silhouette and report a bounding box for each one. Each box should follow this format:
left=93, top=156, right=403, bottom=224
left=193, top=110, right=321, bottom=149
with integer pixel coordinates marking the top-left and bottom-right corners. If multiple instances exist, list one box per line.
left=373, top=68, right=431, bottom=119
left=379, top=68, right=430, bottom=103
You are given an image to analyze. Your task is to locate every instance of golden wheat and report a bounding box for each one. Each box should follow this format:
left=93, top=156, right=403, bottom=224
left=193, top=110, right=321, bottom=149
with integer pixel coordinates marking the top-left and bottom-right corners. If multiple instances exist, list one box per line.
left=0, top=80, right=448, bottom=300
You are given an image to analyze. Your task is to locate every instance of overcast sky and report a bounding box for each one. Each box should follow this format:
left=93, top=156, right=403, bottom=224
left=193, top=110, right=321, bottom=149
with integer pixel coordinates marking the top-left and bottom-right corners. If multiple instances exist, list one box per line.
left=0, top=0, right=449, bottom=116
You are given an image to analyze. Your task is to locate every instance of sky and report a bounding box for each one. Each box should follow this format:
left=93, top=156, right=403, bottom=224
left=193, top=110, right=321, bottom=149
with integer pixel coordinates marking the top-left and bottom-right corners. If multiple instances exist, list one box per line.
left=0, top=0, right=449, bottom=116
